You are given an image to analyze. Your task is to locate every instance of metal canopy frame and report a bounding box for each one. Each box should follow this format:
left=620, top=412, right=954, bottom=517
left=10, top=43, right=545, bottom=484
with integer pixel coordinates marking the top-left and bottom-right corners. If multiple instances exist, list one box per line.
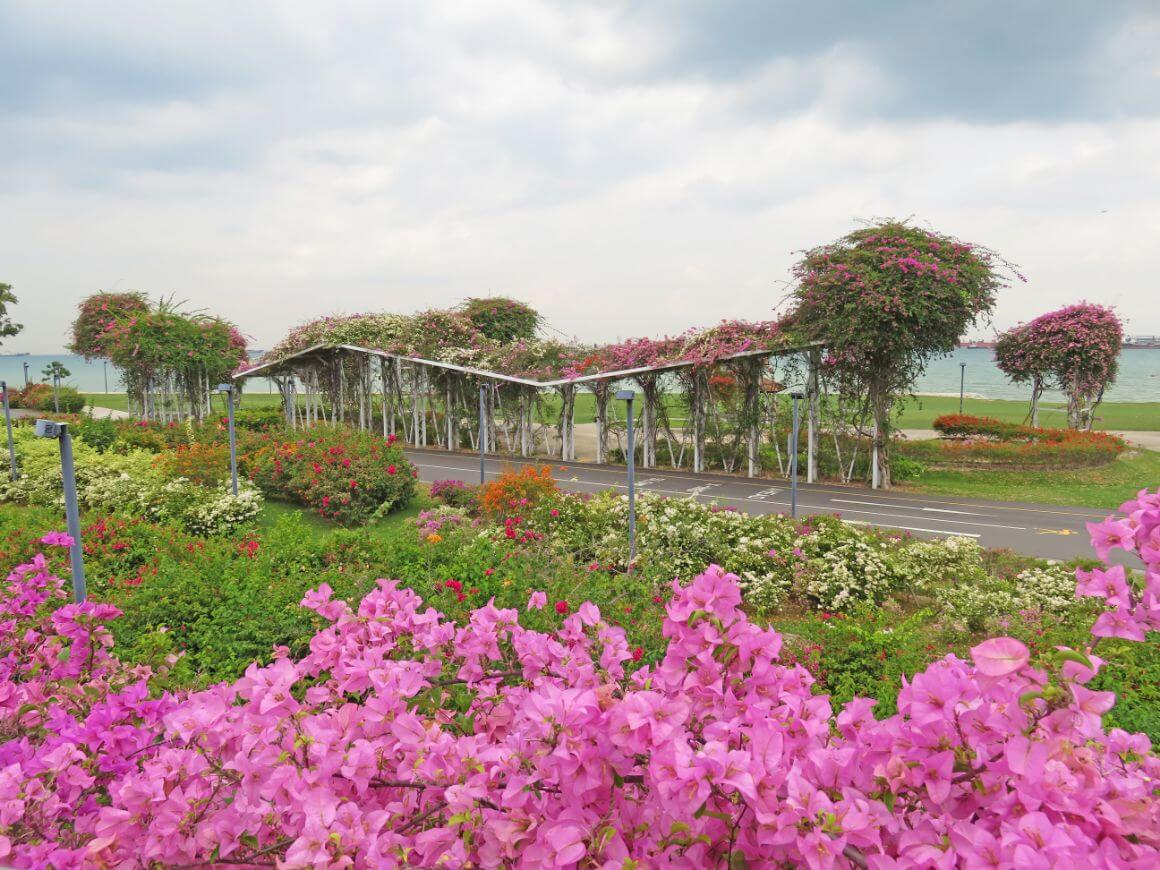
left=233, top=339, right=824, bottom=480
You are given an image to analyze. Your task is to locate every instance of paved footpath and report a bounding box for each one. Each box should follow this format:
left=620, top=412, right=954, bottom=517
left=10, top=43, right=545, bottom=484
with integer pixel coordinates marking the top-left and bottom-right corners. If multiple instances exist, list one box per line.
left=404, top=447, right=1116, bottom=562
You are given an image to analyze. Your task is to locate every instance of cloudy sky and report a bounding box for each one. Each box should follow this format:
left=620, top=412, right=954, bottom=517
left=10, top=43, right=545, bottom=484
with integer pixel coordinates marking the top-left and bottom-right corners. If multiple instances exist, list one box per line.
left=2, top=0, right=1158, bottom=352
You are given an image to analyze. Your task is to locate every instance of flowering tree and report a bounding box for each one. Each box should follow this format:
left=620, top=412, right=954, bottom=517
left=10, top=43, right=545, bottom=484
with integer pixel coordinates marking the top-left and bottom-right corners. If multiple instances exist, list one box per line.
left=3, top=488, right=1159, bottom=866
left=786, top=221, right=1013, bottom=487
left=997, top=303, right=1123, bottom=431
left=994, top=323, right=1053, bottom=426
left=460, top=297, right=542, bottom=344
left=68, top=292, right=248, bottom=422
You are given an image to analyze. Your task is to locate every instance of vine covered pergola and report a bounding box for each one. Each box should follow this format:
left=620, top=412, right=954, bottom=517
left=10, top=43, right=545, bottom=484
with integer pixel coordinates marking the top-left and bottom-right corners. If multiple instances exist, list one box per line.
left=235, top=301, right=825, bottom=480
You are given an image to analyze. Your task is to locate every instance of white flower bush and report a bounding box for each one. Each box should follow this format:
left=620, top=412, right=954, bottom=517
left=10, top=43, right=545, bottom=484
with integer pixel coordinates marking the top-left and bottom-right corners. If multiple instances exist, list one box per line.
left=0, top=426, right=260, bottom=536
left=937, top=563, right=1083, bottom=630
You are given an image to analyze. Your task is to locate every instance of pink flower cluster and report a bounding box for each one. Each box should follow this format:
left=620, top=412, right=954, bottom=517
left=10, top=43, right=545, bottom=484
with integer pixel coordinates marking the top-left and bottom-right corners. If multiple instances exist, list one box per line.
left=2, top=494, right=1159, bottom=866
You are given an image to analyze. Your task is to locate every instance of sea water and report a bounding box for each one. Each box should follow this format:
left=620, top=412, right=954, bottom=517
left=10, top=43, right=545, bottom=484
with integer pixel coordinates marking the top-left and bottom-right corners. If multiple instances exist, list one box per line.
left=1, top=348, right=1158, bottom=403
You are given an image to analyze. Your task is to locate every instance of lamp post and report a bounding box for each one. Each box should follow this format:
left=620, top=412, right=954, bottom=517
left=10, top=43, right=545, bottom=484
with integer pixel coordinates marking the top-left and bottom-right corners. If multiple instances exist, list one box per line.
left=217, top=384, right=239, bottom=496
left=478, top=383, right=487, bottom=485
left=103, top=360, right=109, bottom=394
left=959, top=362, right=966, bottom=415
left=616, top=389, right=636, bottom=569
left=52, top=374, right=60, bottom=413
left=2, top=381, right=17, bottom=480
left=22, top=362, right=29, bottom=387
left=33, top=420, right=86, bottom=601
left=790, top=392, right=803, bottom=518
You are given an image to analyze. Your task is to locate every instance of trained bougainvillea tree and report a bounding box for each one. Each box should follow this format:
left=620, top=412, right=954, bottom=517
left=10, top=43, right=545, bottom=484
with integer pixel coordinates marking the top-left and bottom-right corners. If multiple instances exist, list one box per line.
left=3, top=490, right=1158, bottom=866
left=68, top=292, right=248, bottom=422
left=785, top=220, right=1015, bottom=487
left=994, top=322, right=1055, bottom=427
left=997, top=303, right=1123, bottom=431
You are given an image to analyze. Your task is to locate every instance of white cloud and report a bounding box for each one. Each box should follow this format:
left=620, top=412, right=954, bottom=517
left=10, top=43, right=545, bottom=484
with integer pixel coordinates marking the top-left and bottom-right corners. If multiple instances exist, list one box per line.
left=0, top=0, right=1157, bottom=351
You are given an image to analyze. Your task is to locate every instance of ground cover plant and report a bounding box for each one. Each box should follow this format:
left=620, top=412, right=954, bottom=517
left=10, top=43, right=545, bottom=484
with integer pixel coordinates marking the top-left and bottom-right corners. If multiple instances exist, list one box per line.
left=1, top=487, right=1158, bottom=866
left=900, top=414, right=1126, bottom=469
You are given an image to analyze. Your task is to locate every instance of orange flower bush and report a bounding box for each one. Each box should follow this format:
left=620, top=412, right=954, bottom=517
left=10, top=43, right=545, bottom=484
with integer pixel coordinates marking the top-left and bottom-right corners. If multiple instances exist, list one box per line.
left=478, top=465, right=557, bottom=518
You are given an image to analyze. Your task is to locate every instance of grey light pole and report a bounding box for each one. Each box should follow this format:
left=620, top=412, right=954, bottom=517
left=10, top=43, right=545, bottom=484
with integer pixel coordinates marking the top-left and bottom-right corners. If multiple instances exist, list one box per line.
left=2, top=381, right=17, bottom=480
left=790, top=392, right=803, bottom=519
left=478, top=383, right=487, bottom=486
left=959, top=362, right=966, bottom=415
left=616, top=389, right=636, bottom=569
left=217, top=384, right=239, bottom=496
left=103, top=361, right=109, bottom=394
left=34, top=420, right=86, bottom=601
left=52, top=374, right=60, bottom=413
left=22, top=362, right=29, bottom=387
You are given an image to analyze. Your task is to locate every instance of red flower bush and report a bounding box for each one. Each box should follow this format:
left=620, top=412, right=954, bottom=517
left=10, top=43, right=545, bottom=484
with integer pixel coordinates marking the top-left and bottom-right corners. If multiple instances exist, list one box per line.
left=243, top=425, right=415, bottom=525
left=921, top=415, right=1125, bottom=468
left=2, top=492, right=1159, bottom=865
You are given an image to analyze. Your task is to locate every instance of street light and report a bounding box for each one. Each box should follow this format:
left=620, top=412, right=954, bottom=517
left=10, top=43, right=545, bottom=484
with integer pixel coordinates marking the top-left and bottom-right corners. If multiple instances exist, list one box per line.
left=2, top=381, right=17, bottom=481
left=216, top=384, right=239, bottom=496
left=33, top=419, right=86, bottom=602
left=52, top=374, right=60, bottom=414
left=789, top=392, right=804, bottom=518
left=616, top=389, right=636, bottom=569
left=103, top=360, right=109, bottom=394
left=959, top=362, right=967, bottom=415
left=22, top=362, right=29, bottom=387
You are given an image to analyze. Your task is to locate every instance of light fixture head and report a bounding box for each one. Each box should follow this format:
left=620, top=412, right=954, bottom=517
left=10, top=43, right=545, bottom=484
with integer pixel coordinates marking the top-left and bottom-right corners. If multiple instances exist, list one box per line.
left=33, top=419, right=64, bottom=439
left=216, top=383, right=233, bottom=393
left=615, top=389, right=635, bottom=401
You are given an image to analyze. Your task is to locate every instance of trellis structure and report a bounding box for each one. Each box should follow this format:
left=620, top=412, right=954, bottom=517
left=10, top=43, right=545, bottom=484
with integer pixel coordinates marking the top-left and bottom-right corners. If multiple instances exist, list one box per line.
left=235, top=341, right=825, bottom=480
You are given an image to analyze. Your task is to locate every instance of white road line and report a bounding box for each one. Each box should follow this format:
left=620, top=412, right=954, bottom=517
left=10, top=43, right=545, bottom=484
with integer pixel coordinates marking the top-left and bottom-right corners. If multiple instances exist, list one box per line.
left=805, top=505, right=1025, bottom=531
left=831, top=498, right=986, bottom=516
left=847, top=520, right=980, bottom=538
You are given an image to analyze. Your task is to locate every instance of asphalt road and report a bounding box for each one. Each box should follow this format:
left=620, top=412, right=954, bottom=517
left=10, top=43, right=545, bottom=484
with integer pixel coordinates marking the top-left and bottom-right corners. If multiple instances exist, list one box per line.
left=404, top=447, right=1113, bottom=561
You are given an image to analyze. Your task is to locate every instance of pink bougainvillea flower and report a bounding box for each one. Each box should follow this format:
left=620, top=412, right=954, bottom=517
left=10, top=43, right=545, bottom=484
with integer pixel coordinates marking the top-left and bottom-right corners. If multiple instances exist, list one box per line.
left=526, top=590, right=547, bottom=610
left=970, top=637, right=1029, bottom=677
left=39, top=532, right=75, bottom=547
left=1085, top=518, right=1135, bottom=561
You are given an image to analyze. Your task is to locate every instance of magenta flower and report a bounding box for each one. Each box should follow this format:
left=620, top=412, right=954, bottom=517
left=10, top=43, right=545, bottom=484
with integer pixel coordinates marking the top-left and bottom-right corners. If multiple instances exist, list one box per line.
left=970, top=637, right=1029, bottom=677
left=39, top=532, right=74, bottom=548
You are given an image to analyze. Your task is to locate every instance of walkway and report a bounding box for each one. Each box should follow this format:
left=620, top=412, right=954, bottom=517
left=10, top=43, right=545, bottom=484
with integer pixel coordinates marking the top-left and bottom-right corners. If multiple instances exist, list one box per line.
left=404, top=447, right=1113, bottom=562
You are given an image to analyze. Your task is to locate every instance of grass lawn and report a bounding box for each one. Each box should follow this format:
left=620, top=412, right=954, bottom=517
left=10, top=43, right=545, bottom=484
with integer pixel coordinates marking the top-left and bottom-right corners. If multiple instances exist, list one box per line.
left=898, top=446, right=1160, bottom=509
left=254, top=488, right=434, bottom=543
left=893, top=395, right=1160, bottom=432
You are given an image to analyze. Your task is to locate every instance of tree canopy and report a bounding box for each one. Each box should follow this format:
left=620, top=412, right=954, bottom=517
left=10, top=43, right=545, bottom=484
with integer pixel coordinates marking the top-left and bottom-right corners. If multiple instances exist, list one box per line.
left=785, top=220, right=1013, bottom=486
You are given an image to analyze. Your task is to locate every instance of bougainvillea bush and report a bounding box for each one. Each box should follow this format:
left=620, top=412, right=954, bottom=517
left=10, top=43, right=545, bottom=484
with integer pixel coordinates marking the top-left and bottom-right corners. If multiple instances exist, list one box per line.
left=243, top=425, right=416, bottom=525
left=2, top=489, right=1159, bottom=866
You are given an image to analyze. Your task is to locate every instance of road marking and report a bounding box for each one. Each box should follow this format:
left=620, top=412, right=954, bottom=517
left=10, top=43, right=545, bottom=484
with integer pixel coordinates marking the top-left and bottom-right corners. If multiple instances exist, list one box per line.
left=833, top=498, right=985, bottom=517
left=636, top=477, right=666, bottom=488
left=847, top=520, right=981, bottom=538
left=1036, top=528, right=1079, bottom=536
left=749, top=487, right=784, bottom=500
left=403, top=448, right=1107, bottom=518
left=687, top=484, right=719, bottom=496
left=802, top=505, right=1026, bottom=531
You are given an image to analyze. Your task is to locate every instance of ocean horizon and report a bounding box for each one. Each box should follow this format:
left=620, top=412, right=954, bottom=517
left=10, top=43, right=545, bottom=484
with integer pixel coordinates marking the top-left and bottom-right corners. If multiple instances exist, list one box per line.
left=2, top=347, right=1158, bottom=403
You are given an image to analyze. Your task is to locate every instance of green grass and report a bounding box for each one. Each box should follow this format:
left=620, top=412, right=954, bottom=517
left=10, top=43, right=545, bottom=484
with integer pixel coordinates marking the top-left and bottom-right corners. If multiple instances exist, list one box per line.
left=254, top=489, right=434, bottom=543
left=899, top=446, right=1160, bottom=509
left=893, top=395, right=1160, bottom=432
left=84, top=390, right=1159, bottom=432
left=83, top=393, right=285, bottom=414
